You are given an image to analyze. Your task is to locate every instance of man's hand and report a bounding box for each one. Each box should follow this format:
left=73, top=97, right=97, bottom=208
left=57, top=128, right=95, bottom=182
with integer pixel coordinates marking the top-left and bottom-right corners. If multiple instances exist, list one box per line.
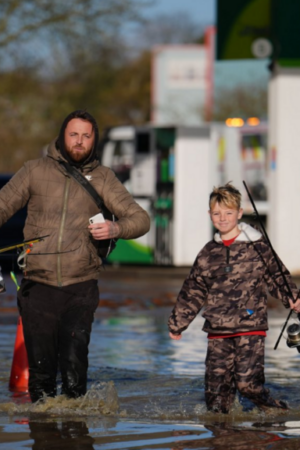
left=169, top=332, right=182, bottom=340
left=88, top=221, right=120, bottom=240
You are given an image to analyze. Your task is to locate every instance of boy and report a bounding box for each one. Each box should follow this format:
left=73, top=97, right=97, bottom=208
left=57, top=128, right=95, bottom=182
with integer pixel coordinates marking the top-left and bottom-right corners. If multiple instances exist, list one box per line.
left=168, top=183, right=298, bottom=413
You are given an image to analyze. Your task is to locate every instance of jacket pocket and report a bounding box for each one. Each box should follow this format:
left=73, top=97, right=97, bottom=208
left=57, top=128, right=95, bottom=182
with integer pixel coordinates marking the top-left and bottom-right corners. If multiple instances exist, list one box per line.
left=202, top=300, right=252, bottom=331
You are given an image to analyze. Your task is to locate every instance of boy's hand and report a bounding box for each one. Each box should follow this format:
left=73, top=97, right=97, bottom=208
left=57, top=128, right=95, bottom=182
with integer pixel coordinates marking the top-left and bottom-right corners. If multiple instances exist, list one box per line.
left=169, top=332, right=182, bottom=340
left=289, top=297, right=300, bottom=313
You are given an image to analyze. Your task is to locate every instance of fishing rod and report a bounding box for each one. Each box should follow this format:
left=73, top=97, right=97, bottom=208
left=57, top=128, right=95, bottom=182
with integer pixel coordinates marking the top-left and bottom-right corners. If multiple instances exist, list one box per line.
left=242, top=181, right=297, bottom=350
left=0, top=235, right=50, bottom=254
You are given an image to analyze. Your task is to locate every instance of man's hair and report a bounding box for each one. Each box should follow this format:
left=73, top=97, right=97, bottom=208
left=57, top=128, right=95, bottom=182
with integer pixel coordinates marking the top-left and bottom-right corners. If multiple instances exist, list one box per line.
left=65, top=109, right=97, bottom=131
left=209, top=182, right=241, bottom=210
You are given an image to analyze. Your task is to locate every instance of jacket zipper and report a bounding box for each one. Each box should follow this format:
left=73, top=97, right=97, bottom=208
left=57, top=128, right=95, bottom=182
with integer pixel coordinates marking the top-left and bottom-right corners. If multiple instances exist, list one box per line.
left=224, top=246, right=233, bottom=273
left=226, top=247, right=230, bottom=265
left=57, top=177, right=70, bottom=286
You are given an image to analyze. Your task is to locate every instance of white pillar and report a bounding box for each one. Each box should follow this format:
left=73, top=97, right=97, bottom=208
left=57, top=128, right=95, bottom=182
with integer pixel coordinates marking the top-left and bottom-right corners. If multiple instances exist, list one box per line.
left=268, top=67, right=300, bottom=274
left=173, top=127, right=212, bottom=266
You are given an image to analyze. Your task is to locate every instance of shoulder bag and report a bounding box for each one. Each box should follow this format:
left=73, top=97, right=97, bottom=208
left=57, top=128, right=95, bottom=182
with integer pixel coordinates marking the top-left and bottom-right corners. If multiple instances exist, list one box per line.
left=60, top=161, right=118, bottom=258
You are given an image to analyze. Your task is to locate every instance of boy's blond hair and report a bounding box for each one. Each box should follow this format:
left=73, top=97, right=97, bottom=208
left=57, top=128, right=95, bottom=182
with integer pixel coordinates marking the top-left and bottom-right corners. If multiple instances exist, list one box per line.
left=209, top=182, right=241, bottom=210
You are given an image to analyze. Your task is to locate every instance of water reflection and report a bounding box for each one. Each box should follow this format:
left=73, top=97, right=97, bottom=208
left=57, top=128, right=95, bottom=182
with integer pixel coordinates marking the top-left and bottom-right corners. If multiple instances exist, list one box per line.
left=90, top=308, right=207, bottom=375
left=170, top=423, right=300, bottom=449
left=29, top=420, right=95, bottom=450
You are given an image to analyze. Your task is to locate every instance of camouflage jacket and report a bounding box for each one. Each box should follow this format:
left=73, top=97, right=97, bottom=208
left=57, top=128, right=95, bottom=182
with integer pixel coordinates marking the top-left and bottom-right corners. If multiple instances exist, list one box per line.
left=168, top=222, right=298, bottom=335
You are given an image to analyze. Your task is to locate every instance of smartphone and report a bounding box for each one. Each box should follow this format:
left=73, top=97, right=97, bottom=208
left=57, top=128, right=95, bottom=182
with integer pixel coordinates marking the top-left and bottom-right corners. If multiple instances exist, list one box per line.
left=89, top=213, right=105, bottom=224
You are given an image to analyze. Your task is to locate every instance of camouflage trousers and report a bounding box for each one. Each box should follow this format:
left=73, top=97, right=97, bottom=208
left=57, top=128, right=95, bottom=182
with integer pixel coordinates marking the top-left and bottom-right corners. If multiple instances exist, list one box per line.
left=205, top=335, right=287, bottom=413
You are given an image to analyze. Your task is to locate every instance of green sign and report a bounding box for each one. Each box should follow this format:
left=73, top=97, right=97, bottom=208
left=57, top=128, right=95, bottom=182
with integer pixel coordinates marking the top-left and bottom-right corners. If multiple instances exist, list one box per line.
left=217, top=0, right=300, bottom=67
left=217, top=0, right=271, bottom=60
left=272, top=0, right=300, bottom=67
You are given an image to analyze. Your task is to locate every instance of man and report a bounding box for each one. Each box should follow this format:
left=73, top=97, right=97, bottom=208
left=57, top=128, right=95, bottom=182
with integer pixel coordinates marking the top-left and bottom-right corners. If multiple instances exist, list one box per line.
left=0, top=110, right=150, bottom=402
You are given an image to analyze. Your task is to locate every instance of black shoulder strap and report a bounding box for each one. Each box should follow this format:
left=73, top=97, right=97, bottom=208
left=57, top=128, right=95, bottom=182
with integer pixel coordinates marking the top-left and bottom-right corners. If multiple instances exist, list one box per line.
left=60, top=160, right=104, bottom=210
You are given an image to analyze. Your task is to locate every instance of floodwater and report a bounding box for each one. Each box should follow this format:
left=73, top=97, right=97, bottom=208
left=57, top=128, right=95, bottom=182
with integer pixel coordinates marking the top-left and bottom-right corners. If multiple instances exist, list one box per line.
left=0, top=266, right=300, bottom=449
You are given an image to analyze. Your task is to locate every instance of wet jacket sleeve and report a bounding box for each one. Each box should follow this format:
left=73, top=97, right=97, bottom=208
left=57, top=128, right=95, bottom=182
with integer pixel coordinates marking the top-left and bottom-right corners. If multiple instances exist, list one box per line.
left=263, top=244, right=298, bottom=308
left=168, top=256, right=208, bottom=335
left=101, top=169, right=150, bottom=240
left=0, top=165, right=30, bottom=227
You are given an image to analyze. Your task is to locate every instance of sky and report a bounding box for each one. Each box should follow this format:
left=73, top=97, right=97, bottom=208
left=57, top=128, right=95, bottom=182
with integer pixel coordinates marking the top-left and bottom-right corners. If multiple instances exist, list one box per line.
left=144, top=0, right=270, bottom=90
left=145, top=0, right=216, bottom=26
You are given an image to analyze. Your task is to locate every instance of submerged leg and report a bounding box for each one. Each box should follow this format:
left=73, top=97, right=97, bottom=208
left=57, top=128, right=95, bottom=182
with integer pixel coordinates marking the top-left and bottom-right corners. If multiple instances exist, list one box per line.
left=17, top=281, right=58, bottom=402
left=59, top=281, right=99, bottom=399
left=205, top=338, right=236, bottom=414
left=235, top=335, right=288, bottom=410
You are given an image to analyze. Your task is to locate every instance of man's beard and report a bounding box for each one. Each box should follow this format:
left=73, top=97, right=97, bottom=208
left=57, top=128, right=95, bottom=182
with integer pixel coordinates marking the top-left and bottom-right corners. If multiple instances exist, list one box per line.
left=65, top=145, right=92, bottom=162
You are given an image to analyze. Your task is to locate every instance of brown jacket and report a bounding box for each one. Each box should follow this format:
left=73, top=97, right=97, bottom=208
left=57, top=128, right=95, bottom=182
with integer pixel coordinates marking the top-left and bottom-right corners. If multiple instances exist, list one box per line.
left=0, top=142, right=150, bottom=286
left=168, top=223, right=298, bottom=336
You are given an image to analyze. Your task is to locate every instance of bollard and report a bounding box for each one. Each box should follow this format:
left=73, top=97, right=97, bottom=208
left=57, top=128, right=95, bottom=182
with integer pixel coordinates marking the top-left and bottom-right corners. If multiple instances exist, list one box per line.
left=9, top=316, right=29, bottom=392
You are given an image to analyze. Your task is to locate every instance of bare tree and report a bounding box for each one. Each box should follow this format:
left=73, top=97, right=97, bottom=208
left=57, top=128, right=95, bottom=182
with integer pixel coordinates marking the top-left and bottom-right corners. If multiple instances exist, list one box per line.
left=0, top=0, right=151, bottom=69
left=0, top=2, right=213, bottom=172
left=128, top=11, right=206, bottom=50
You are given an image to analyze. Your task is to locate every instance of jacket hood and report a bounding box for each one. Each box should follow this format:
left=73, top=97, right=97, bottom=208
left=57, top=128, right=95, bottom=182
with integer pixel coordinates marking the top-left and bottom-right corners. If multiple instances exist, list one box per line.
left=47, top=139, right=62, bottom=160
left=214, top=222, right=262, bottom=243
left=55, top=110, right=99, bottom=168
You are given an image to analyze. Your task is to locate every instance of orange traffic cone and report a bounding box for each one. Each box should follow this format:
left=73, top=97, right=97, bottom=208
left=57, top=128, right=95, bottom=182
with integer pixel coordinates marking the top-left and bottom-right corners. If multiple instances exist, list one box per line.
left=9, top=316, right=29, bottom=392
